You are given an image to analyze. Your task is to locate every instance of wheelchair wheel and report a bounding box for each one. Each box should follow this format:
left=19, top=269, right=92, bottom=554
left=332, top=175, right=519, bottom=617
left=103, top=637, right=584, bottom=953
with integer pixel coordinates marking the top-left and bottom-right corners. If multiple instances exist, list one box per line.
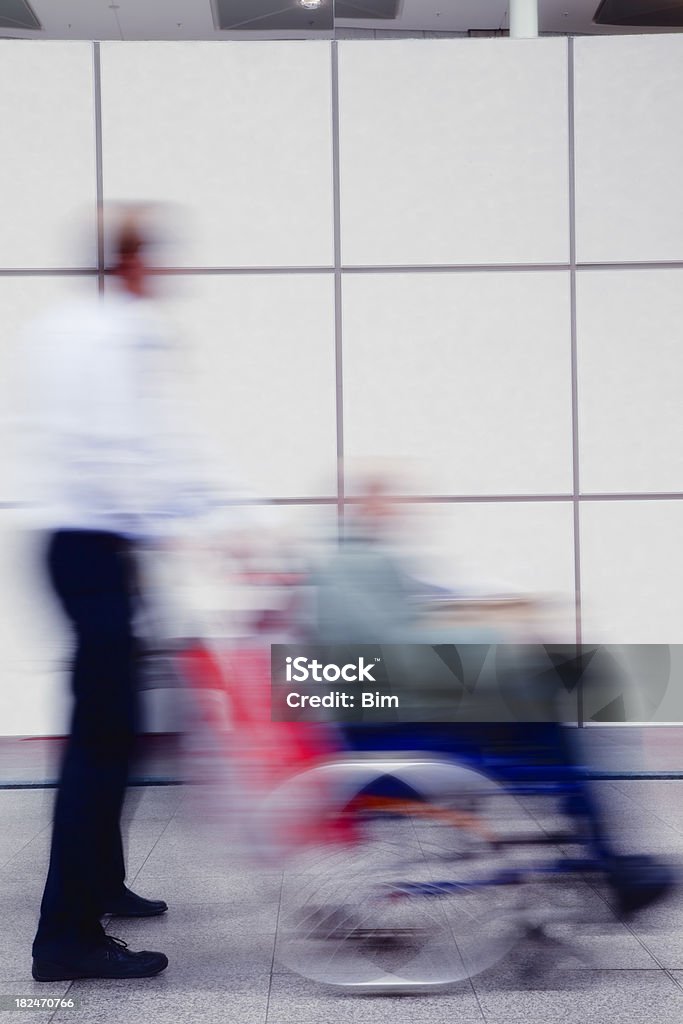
left=272, top=757, right=525, bottom=991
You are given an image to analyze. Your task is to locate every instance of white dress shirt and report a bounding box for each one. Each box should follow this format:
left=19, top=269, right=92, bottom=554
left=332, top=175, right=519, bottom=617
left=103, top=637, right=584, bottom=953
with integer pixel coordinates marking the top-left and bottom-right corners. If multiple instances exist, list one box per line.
left=18, top=287, right=224, bottom=538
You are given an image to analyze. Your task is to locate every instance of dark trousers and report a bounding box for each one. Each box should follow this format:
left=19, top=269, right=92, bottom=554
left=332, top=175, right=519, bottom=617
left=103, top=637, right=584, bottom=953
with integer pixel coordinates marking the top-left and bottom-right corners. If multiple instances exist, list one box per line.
left=33, top=530, right=140, bottom=958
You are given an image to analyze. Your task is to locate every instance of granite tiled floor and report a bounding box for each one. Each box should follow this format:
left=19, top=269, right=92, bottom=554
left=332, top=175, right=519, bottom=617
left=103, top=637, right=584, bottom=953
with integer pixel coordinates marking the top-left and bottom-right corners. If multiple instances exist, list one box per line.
left=2, top=778, right=683, bottom=1023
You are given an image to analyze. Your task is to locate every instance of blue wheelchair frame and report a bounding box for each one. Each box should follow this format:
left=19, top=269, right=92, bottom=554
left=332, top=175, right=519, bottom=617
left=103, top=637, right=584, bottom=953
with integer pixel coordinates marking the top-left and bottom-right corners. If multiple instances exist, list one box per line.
left=342, top=722, right=612, bottom=896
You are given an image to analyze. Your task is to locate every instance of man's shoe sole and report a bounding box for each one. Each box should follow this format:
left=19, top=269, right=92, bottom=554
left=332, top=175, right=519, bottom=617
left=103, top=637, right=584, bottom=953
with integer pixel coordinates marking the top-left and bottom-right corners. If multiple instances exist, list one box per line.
left=32, top=959, right=168, bottom=982
left=103, top=905, right=168, bottom=918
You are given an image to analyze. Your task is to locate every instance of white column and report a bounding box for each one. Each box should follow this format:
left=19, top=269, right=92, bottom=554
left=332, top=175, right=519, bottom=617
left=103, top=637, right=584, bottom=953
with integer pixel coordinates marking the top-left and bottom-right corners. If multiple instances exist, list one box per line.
left=509, top=0, right=539, bottom=38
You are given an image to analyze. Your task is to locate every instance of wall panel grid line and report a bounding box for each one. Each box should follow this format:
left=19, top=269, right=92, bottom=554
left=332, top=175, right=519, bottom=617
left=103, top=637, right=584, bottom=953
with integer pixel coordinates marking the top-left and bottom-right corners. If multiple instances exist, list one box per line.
left=5, top=262, right=683, bottom=277
left=331, top=40, right=345, bottom=530
left=2, top=494, right=681, bottom=511
left=93, top=41, right=104, bottom=294
left=567, top=36, right=583, bottom=727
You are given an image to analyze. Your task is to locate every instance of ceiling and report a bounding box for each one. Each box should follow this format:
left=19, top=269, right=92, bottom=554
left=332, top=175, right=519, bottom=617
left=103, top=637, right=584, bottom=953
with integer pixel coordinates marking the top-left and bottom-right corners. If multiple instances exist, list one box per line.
left=0, top=0, right=680, bottom=40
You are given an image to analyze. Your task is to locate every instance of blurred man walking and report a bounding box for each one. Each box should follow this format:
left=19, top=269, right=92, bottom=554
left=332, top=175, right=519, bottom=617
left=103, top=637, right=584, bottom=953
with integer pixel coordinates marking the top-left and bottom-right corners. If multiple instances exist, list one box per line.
left=25, top=208, right=207, bottom=981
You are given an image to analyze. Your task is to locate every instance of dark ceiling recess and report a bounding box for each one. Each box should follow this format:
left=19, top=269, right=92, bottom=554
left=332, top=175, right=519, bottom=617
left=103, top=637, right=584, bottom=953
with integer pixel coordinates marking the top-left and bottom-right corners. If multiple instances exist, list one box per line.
left=0, top=0, right=41, bottom=30
left=214, top=0, right=398, bottom=31
left=594, top=0, right=683, bottom=25
left=215, top=0, right=333, bottom=31
left=335, top=0, right=398, bottom=17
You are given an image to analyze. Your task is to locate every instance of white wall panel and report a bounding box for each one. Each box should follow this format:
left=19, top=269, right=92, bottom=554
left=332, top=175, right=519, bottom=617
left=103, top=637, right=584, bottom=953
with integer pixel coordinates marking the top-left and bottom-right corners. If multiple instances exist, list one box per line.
left=577, top=269, right=683, bottom=494
left=0, top=42, right=97, bottom=269
left=581, top=501, right=683, bottom=645
left=342, top=271, right=573, bottom=495
left=158, top=274, right=337, bottom=498
left=100, top=42, right=334, bottom=268
left=338, top=38, right=569, bottom=266
left=574, top=35, right=683, bottom=263
left=405, top=500, right=576, bottom=641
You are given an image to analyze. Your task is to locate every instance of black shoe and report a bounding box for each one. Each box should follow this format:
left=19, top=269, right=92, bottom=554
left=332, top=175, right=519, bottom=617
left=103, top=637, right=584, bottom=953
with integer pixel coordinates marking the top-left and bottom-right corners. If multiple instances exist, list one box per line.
left=32, top=936, right=168, bottom=981
left=103, top=887, right=168, bottom=918
left=608, top=854, right=677, bottom=919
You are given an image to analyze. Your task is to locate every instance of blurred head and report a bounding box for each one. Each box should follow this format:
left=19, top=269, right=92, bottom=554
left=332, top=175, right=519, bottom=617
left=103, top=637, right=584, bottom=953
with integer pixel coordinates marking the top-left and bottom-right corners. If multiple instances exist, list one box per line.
left=111, top=211, right=153, bottom=298
left=352, top=475, right=402, bottom=539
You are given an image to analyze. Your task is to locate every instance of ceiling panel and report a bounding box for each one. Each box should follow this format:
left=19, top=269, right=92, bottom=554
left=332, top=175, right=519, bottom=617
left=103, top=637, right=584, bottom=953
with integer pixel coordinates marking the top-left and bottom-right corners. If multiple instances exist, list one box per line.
left=17, top=0, right=119, bottom=37
left=0, top=0, right=40, bottom=30
left=115, top=0, right=215, bottom=40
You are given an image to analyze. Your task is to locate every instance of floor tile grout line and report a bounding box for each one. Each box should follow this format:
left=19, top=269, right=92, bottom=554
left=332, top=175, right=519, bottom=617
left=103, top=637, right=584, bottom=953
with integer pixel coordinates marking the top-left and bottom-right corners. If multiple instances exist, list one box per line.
left=121, top=803, right=183, bottom=899
left=409, top=814, right=482, bottom=994
left=45, top=980, right=75, bottom=1024
left=582, top=873, right=672, bottom=971
left=467, top=971, right=489, bottom=1022
left=665, top=968, right=683, bottom=992
left=264, top=871, right=285, bottom=1024
left=621, top=920, right=672, bottom=974
left=611, top=781, right=683, bottom=836
left=513, top=788, right=666, bottom=970
left=0, top=820, right=52, bottom=873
